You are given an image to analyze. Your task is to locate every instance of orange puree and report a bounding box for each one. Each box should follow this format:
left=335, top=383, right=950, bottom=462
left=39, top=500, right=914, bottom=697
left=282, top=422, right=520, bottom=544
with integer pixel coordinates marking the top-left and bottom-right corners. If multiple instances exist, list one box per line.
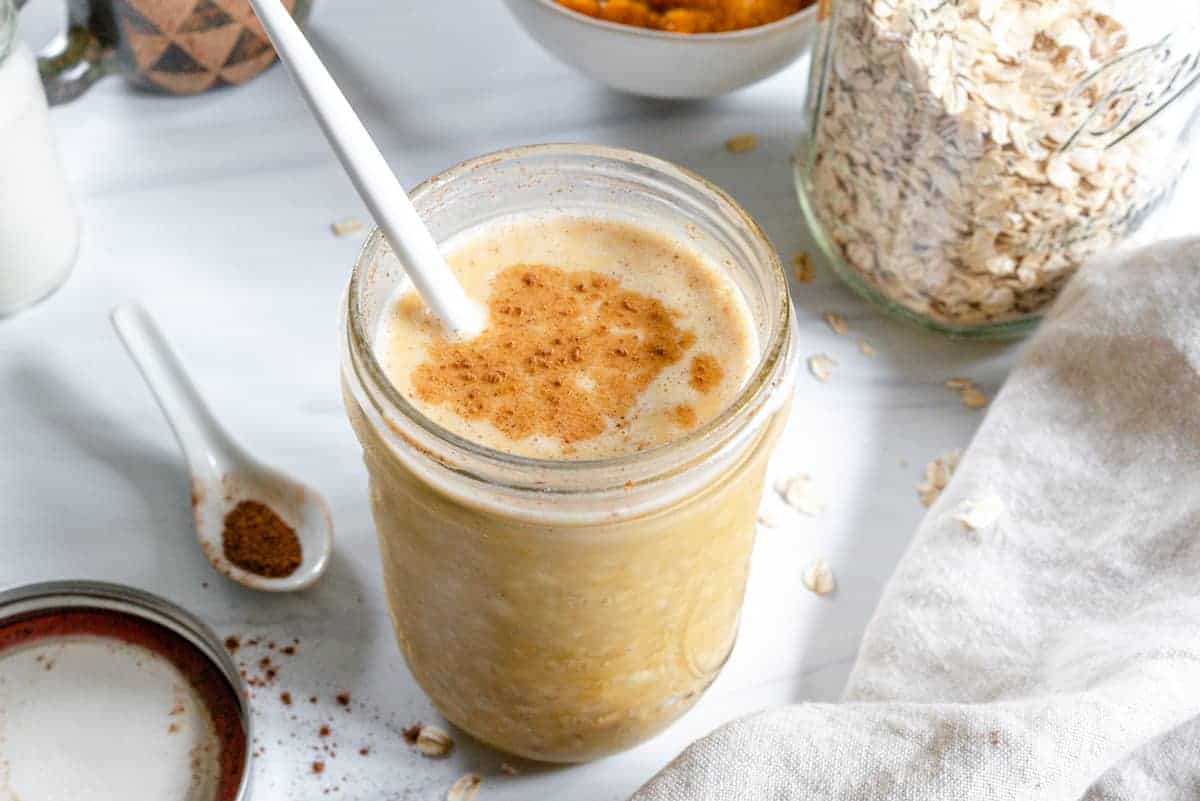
left=556, top=0, right=806, bottom=33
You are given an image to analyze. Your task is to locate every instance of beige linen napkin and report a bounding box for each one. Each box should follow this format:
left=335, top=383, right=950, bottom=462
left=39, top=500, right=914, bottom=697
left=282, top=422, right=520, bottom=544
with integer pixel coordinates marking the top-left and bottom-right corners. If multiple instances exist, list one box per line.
left=633, top=238, right=1200, bottom=800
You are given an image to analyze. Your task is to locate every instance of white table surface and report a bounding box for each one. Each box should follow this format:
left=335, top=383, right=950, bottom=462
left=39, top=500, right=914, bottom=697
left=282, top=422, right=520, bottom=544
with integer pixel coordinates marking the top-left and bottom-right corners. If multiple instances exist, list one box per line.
left=5, top=2, right=1195, bottom=799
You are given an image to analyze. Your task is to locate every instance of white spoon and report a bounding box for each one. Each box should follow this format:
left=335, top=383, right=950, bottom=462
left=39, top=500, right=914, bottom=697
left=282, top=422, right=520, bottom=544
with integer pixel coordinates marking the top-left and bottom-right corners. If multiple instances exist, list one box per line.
left=110, top=303, right=332, bottom=592
left=248, top=0, right=485, bottom=340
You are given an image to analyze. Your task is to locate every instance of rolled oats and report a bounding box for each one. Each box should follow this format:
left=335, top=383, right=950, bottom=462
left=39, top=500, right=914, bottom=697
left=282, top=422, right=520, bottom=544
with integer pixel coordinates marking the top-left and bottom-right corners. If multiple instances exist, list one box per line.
left=775, top=473, right=826, bottom=517
left=804, top=0, right=1165, bottom=328
left=447, top=774, right=482, bottom=801
left=960, top=386, right=989, bottom=409
left=415, top=725, right=454, bottom=757
left=944, top=377, right=989, bottom=408
left=802, top=559, right=836, bottom=595
left=757, top=504, right=789, bottom=529
left=792, top=251, right=816, bottom=283
left=808, top=354, right=837, bottom=382
left=954, top=494, right=1006, bottom=531
left=823, top=311, right=849, bottom=335
left=725, top=134, right=760, bottom=154
left=331, top=218, right=366, bottom=237
left=917, top=450, right=961, bottom=507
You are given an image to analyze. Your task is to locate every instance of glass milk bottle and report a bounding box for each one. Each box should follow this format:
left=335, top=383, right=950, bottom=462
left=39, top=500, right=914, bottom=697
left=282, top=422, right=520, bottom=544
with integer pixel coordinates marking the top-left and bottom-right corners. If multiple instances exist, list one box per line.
left=0, top=0, right=80, bottom=316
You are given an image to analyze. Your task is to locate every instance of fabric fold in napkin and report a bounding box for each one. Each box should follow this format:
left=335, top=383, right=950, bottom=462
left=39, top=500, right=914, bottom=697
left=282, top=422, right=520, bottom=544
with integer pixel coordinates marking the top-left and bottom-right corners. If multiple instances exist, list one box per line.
left=633, top=238, right=1200, bottom=801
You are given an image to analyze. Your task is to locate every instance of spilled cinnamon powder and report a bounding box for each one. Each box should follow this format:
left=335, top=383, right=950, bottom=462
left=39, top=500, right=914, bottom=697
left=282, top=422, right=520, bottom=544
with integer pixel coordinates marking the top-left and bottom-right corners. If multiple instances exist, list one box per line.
left=411, top=264, right=722, bottom=446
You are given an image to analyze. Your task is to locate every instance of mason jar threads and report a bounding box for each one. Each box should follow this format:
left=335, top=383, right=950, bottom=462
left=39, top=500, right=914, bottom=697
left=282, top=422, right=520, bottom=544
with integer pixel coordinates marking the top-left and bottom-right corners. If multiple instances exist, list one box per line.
left=796, top=0, right=1200, bottom=338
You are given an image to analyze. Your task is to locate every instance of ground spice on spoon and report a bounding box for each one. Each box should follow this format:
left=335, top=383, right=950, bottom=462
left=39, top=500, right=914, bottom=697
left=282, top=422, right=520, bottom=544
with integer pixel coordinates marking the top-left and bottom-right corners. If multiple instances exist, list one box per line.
left=222, top=500, right=302, bottom=578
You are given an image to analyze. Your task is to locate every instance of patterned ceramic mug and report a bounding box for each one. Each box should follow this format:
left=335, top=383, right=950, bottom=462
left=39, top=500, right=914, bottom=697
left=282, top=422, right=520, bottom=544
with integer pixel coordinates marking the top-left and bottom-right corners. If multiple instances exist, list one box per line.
left=16, top=0, right=309, bottom=104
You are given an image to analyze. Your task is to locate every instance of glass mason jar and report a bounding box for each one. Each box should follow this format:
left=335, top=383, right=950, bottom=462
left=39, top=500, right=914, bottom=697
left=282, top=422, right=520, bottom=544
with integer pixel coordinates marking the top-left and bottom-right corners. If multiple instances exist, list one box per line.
left=341, top=144, right=797, bottom=763
left=796, top=0, right=1200, bottom=338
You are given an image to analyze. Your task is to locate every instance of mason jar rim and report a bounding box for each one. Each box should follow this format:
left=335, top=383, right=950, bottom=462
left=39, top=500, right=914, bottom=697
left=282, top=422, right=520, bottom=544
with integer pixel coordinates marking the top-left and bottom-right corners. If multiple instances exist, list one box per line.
left=344, top=143, right=793, bottom=496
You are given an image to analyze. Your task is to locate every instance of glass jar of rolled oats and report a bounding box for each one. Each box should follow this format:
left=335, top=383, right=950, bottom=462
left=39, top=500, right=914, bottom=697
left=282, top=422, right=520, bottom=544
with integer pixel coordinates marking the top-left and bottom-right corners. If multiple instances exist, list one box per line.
left=796, top=0, right=1200, bottom=338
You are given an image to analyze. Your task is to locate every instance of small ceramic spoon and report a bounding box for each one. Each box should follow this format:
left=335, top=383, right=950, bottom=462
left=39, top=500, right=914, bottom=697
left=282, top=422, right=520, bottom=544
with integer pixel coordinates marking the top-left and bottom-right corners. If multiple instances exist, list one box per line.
left=111, top=303, right=332, bottom=592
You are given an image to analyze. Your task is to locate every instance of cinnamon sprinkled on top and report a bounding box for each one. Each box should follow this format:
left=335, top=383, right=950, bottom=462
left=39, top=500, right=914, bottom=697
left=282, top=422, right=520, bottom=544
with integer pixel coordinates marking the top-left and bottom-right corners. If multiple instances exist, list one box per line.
left=673, top=404, right=697, bottom=428
left=689, top=353, right=724, bottom=393
left=411, top=264, right=701, bottom=446
left=381, top=216, right=760, bottom=459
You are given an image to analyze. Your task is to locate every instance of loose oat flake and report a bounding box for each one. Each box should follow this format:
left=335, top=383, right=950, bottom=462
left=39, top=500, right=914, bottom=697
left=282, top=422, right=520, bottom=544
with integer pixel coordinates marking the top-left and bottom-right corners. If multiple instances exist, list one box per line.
left=802, top=559, right=836, bottom=595
left=331, top=218, right=365, bottom=237
left=857, top=339, right=876, bottom=357
left=944, top=377, right=989, bottom=409
left=757, top=505, right=789, bottom=529
left=960, top=387, right=989, bottom=409
left=725, top=133, right=759, bottom=153
left=774, top=473, right=826, bottom=517
left=808, top=354, right=836, bottom=382
left=823, top=311, right=848, bottom=335
left=447, top=774, right=482, bottom=801
left=792, top=252, right=815, bottom=283
left=415, top=725, right=454, bottom=757
left=917, top=450, right=961, bottom=507
left=954, top=494, right=1006, bottom=531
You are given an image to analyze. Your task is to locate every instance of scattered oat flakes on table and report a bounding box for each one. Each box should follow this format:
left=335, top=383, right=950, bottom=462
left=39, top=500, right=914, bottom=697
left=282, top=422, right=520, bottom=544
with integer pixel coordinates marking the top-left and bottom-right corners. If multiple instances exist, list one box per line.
left=954, top=494, right=1006, bottom=531
left=331, top=217, right=365, bottom=237
left=823, top=311, right=848, bottom=335
left=774, top=473, right=826, bottom=517
left=960, top=387, right=989, bottom=409
left=757, top=504, right=789, bottom=529
left=415, top=725, right=454, bottom=757
left=807, top=354, right=836, bottom=383
left=802, top=559, right=836, bottom=595
left=791, top=251, right=815, bottom=283
left=944, top=377, right=989, bottom=409
left=724, top=133, right=759, bottom=153
left=447, top=774, right=482, bottom=801
left=917, top=450, right=961, bottom=507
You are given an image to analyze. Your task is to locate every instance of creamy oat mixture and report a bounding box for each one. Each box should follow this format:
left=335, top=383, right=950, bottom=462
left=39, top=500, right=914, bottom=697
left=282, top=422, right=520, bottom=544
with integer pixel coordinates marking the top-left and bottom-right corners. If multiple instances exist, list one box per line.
left=377, top=214, right=758, bottom=459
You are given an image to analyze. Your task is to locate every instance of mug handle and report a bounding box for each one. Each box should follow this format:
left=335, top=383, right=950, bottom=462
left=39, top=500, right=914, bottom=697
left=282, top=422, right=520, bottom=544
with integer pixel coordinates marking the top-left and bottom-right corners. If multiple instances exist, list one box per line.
left=15, top=0, right=114, bottom=104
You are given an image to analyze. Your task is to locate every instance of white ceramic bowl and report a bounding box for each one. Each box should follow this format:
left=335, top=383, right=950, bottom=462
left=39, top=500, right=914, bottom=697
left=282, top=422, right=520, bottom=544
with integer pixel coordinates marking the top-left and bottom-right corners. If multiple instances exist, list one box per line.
left=503, top=0, right=818, bottom=99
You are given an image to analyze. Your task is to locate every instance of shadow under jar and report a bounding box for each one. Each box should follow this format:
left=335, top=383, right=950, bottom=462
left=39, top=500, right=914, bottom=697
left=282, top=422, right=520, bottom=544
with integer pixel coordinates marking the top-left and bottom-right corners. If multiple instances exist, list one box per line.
left=796, top=0, right=1200, bottom=339
left=341, top=144, right=796, bottom=763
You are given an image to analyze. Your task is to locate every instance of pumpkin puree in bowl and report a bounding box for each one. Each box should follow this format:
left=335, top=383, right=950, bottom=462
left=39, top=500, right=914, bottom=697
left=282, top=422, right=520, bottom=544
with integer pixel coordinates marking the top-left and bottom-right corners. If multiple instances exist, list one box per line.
left=556, top=0, right=808, bottom=33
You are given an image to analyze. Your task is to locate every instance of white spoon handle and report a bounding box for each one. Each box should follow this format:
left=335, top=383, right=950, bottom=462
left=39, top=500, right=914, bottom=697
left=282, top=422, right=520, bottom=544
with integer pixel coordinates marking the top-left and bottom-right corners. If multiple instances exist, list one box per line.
left=110, top=303, right=240, bottom=479
left=247, top=0, right=483, bottom=339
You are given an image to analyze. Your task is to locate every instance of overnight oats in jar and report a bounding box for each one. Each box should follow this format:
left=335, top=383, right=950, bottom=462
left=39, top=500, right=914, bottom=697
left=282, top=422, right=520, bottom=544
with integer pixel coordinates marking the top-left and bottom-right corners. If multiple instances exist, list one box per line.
left=341, top=144, right=797, bottom=762
left=796, top=0, right=1200, bottom=338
